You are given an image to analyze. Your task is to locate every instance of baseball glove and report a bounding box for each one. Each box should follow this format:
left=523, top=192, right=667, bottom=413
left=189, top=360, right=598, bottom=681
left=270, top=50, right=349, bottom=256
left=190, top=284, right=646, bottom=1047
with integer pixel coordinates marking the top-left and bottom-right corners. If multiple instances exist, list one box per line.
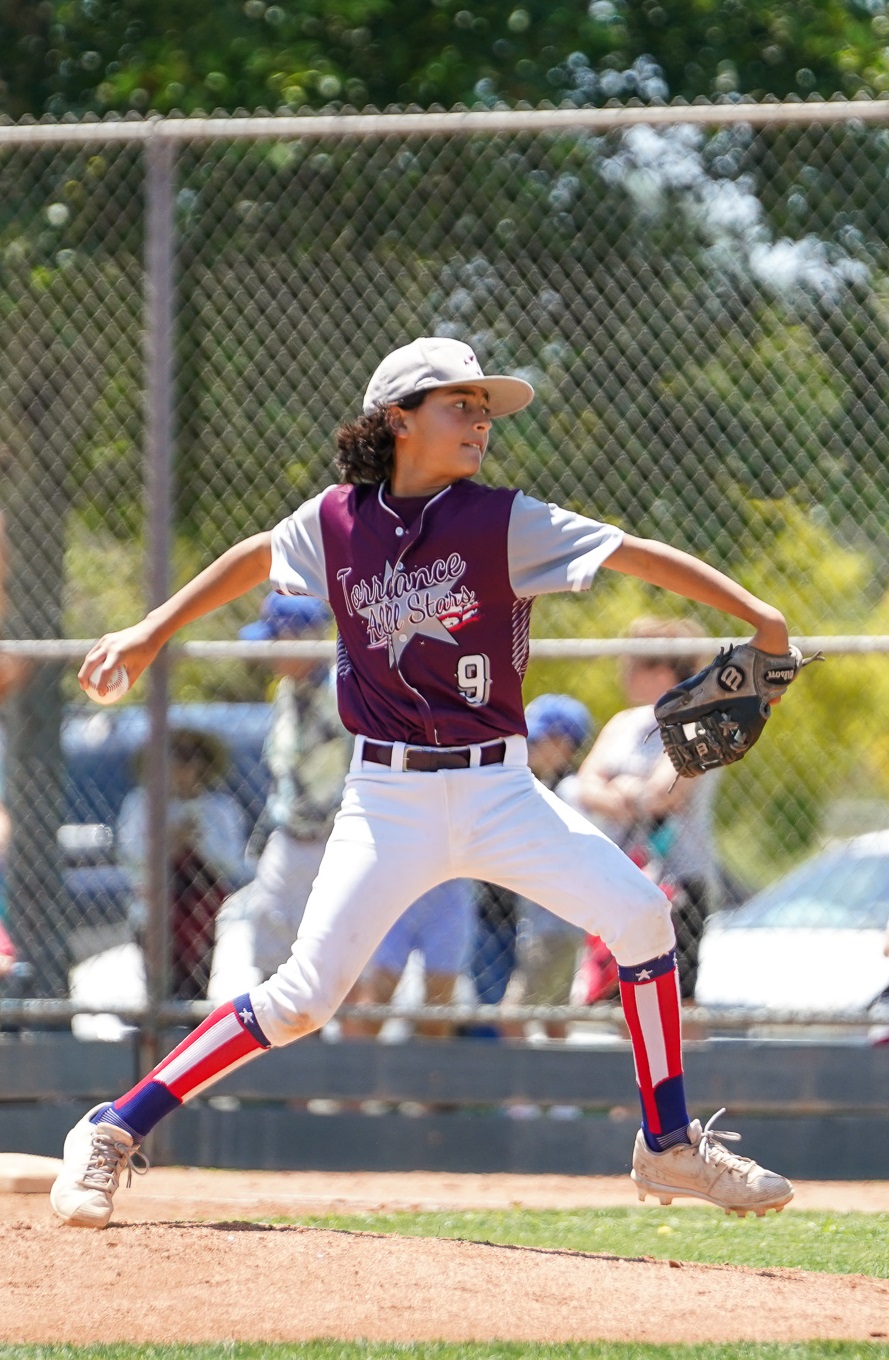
left=654, top=642, right=822, bottom=778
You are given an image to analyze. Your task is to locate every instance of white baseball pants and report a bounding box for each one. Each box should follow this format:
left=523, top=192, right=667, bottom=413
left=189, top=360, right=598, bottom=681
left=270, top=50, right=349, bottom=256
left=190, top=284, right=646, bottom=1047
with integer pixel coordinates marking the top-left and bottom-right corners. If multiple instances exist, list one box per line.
left=207, top=829, right=328, bottom=1000
left=252, top=735, right=674, bottom=1046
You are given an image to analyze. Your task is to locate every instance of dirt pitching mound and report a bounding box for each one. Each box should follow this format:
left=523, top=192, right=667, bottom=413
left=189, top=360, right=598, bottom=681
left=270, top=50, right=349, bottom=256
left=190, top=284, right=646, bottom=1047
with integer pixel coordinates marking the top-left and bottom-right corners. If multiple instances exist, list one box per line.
left=2, top=1170, right=887, bottom=1345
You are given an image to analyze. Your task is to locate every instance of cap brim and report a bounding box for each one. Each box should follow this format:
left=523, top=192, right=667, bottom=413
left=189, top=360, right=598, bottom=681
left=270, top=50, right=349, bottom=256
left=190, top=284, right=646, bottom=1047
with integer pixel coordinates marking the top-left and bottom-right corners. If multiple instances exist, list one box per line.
left=470, top=375, right=535, bottom=418
left=368, top=375, right=535, bottom=418
left=423, top=375, right=535, bottom=417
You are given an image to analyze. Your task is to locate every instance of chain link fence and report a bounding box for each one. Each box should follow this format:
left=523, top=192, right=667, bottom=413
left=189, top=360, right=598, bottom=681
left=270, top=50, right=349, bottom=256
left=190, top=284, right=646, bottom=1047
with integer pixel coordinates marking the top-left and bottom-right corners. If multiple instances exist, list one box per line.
left=2, top=102, right=889, bottom=1035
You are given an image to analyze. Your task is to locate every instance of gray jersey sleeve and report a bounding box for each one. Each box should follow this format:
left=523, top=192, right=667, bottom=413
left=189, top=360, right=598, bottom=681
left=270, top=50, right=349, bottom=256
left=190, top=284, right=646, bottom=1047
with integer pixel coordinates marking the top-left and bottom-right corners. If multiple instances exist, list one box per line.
left=269, top=489, right=331, bottom=600
left=507, top=491, right=624, bottom=598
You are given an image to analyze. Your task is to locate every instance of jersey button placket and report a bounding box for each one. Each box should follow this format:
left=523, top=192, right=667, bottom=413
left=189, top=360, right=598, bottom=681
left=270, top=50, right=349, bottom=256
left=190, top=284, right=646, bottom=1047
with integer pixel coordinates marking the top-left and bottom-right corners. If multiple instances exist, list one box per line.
left=393, top=529, right=411, bottom=661
left=390, top=517, right=436, bottom=741
left=393, top=520, right=420, bottom=572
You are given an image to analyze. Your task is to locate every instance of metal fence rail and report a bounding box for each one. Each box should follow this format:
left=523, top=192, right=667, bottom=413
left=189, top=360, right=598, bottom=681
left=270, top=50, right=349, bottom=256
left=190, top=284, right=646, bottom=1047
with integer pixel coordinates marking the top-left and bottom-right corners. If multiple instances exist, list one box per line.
left=1, top=99, right=889, bottom=1036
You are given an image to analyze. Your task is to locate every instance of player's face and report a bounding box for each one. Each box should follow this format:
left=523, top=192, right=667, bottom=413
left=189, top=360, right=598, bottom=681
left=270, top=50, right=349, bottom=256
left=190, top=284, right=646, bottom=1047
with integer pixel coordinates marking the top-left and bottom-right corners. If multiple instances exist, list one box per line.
left=389, top=385, right=492, bottom=496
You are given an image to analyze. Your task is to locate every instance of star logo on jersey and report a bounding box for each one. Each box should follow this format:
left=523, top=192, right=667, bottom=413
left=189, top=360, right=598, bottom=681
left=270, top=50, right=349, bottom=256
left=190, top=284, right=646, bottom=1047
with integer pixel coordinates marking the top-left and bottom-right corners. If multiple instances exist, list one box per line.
left=350, top=556, right=477, bottom=665
left=238, top=1007, right=255, bottom=1027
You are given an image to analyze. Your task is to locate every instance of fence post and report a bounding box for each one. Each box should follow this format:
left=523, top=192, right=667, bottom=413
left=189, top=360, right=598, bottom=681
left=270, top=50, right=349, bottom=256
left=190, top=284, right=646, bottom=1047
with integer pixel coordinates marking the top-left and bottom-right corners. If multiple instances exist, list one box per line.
left=141, top=130, right=176, bottom=1112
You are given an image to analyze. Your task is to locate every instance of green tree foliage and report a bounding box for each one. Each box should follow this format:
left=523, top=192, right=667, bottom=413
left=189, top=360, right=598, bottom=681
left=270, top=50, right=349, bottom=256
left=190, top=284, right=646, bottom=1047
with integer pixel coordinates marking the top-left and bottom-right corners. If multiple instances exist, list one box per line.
left=7, top=117, right=889, bottom=577
left=4, top=39, right=889, bottom=877
left=0, top=1, right=48, bottom=120
left=4, top=0, right=889, bottom=120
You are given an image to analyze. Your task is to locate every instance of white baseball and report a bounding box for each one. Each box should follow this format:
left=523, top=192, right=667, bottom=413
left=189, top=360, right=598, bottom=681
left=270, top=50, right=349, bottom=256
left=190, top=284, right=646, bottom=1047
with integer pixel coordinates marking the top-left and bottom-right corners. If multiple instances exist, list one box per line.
left=85, top=663, right=130, bottom=705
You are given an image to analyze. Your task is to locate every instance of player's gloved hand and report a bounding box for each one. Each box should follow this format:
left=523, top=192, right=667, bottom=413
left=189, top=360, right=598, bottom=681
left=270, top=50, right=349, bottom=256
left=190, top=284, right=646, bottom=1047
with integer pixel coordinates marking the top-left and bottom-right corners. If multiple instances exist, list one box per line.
left=654, top=642, right=824, bottom=778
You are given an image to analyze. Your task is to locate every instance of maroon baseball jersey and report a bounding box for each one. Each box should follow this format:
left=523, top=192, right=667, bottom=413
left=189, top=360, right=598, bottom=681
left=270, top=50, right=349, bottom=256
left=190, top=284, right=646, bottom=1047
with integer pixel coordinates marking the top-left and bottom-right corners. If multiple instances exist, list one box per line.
left=270, top=478, right=623, bottom=745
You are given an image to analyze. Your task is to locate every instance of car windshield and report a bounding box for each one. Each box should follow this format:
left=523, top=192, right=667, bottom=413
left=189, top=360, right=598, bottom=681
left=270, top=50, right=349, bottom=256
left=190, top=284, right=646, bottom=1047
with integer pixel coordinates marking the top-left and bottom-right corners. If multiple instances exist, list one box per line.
left=724, top=847, right=889, bottom=930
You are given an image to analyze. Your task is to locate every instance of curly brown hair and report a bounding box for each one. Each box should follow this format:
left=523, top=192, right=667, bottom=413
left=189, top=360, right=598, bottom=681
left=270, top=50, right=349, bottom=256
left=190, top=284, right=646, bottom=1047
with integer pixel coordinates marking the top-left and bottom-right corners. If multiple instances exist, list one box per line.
left=335, top=391, right=426, bottom=486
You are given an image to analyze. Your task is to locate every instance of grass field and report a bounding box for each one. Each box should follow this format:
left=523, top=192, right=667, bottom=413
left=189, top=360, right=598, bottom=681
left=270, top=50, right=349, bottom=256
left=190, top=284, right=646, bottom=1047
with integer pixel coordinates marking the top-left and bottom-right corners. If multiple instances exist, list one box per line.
left=1, top=1341, right=887, bottom=1359
left=293, top=1206, right=889, bottom=1279
left=4, top=1206, right=887, bottom=1360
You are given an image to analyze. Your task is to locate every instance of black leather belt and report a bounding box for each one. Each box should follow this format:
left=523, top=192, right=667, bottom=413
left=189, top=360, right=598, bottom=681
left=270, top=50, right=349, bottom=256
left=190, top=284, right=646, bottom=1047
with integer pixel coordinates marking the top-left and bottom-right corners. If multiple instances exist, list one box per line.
left=362, top=739, right=507, bottom=772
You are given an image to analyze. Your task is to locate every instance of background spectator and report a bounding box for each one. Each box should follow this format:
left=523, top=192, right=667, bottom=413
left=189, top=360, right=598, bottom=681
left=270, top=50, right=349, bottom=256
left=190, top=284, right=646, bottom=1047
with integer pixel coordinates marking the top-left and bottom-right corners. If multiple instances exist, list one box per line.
left=869, top=913, right=889, bottom=1047
left=118, top=727, right=249, bottom=1000
left=0, top=510, right=31, bottom=706
left=499, top=694, right=596, bottom=1041
left=209, top=593, right=351, bottom=997
left=0, top=508, right=29, bottom=982
left=564, top=617, right=719, bottom=1006
left=340, top=879, right=476, bottom=1041
left=0, top=797, right=17, bottom=980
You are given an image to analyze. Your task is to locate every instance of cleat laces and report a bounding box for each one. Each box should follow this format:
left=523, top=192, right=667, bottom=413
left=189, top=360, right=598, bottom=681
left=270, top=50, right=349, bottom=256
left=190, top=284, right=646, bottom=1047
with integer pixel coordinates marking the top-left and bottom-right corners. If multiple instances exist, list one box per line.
left=82, top=1126, right=150, bottom=1193
left=697, top=1108, right=754, bottom=1175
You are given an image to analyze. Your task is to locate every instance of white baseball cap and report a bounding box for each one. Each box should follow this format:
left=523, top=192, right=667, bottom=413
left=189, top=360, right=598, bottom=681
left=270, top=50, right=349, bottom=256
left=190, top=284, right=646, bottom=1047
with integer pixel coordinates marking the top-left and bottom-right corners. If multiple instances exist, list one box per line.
left=362, top=337, right=535, bottom=417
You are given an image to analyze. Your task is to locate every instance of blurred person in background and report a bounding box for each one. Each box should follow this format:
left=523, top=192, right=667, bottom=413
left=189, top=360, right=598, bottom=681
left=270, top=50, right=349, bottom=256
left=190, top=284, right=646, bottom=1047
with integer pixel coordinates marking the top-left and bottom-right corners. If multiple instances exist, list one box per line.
left=118, top=728, right=249, bottom=1000
left=0, top=511, right=31, bottom=705
left=564, top=617, right=719, bottom=1009
left=465, top=693, right=595, bottom=1040
left=0, top=796, right=17, bottom=980
left=0, top=509, right=28, bottom=981
left=0, top=655, right=29, bottom=707
left=339, top=877, right=476, bottom=1041
left=209, top=593, right=351, bottom=997
left=869, top=913, right=889, bottom=1047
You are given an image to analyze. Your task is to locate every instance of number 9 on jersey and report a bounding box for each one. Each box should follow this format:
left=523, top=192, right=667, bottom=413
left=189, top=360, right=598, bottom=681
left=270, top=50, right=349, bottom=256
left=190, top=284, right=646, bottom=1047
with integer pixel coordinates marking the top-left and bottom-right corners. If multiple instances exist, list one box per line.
left=457, top=653, right=491, bottom=706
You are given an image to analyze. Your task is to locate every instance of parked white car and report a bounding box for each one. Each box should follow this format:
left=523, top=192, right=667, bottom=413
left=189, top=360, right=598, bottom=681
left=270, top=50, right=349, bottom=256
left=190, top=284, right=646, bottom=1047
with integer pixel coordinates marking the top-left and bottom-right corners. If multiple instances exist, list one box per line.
left=696, top=831, right=889, bottom=1017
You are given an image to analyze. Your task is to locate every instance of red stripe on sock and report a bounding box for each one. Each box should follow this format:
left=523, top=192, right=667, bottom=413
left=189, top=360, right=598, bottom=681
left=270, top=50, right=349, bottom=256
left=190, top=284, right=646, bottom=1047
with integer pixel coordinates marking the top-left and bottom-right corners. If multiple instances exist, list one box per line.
left=114, top=1002, right=265, bottom=1108
left=656, top=968, right=683, bottom=1081
left=164, top=1026, right=260, bottom=1100
left=619, top=977, right=659, bottom=1132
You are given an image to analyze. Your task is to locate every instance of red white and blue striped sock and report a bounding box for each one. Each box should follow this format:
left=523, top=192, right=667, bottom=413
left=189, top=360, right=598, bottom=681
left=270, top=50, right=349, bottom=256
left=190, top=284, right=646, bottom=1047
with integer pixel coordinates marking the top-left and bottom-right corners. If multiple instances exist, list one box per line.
left=94, top=995, right=270, bottom=1141
left=618, top=950, right=692, bottom=1152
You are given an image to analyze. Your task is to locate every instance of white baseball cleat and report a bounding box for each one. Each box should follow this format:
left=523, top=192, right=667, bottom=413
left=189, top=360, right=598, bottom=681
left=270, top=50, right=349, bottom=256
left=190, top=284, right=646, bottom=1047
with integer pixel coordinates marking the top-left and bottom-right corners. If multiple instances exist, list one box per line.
left=50, top=1103, right=148, bottom=1228
left=631, top=1108, right=793, bottom=1218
